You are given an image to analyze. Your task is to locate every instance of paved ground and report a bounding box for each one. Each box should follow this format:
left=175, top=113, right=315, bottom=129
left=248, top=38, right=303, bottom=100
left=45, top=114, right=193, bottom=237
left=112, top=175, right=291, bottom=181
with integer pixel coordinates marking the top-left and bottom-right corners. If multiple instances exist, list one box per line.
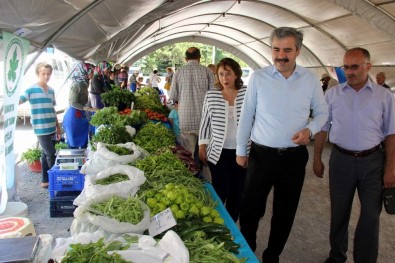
left=6, top=118, right=395, bottom=262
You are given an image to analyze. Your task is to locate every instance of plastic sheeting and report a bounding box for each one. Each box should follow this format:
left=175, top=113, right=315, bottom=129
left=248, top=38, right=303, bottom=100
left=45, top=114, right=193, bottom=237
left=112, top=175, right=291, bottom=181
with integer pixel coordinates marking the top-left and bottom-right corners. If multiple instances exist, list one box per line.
left=0, top=0, right=394, bottom=87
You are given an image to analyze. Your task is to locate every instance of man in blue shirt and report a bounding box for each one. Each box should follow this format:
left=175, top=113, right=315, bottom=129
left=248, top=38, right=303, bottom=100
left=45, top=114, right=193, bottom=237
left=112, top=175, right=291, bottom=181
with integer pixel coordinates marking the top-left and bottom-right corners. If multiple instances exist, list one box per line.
left=236, top=27, right=328, bottom=262
left=313, top=48, right=395, bottom=263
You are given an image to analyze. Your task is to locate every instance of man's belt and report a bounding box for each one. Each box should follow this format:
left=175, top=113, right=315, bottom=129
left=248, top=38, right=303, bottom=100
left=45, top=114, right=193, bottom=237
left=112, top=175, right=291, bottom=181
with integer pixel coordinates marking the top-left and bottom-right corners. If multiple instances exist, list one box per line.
left=253, top=142, right=305, bottom=155
left=333, top=144, right=381, bottom=157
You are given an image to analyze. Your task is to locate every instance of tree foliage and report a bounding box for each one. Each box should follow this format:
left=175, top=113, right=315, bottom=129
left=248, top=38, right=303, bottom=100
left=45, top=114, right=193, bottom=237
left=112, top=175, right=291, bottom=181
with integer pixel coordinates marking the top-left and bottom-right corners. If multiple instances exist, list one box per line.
left=135, top=43, right=248, bottom=75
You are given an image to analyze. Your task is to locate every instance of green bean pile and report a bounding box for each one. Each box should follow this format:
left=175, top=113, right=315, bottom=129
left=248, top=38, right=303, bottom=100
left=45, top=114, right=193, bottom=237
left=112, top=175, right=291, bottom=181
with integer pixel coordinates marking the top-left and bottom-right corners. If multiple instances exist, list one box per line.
left=132, top=122, right=175, bottom=154
left=107, top=145, right=134, bottom=155
left=90, top=196, right=145, bottom=224
left=95, top=173, right=129, bottom=185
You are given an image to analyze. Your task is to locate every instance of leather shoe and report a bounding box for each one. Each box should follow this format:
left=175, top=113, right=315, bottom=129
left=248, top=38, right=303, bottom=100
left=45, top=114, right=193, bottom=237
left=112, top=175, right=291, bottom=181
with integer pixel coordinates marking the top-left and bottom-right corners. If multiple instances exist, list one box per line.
left=41, top=182, right=49, bottom=188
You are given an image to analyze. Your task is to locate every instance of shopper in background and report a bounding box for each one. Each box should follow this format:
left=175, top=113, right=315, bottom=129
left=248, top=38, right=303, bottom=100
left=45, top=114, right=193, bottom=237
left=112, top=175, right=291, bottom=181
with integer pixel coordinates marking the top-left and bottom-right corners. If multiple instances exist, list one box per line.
left=169, top=47, right=215, bottom=157
left=199, top=58, right=247, bottom=222
left=109, top=70, right=116, bottom=85
left=164, top=67, right=174, bottom=92
left=148, top=69, right=161, bottom=95
left=62, top=62, right=97, bottom=149
left=19, top=62, right=62, bottom=188
left=236, top=27, right=328, bottom=262
left=168, top=101, right=180, bottom=144
left=118, top=64, right=129, bottom=89
left=314, top=47, right=395, bottom=263
left=320, top=73, right=339, bottom=93
left=136, top=76, right=145, bottom=91
left=129, top=70, right=139, bottom=92
left=376, top=71, right=391, bottom=89
left=90, top=61, right=112, bottom=109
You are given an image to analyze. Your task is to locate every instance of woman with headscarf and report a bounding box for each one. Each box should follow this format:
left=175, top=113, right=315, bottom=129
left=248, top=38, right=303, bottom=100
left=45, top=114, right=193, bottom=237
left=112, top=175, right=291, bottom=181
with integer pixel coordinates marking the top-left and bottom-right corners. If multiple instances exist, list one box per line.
left=90, top=61, right=112, bottom=109
left=62, top=62, right=96, bottom=148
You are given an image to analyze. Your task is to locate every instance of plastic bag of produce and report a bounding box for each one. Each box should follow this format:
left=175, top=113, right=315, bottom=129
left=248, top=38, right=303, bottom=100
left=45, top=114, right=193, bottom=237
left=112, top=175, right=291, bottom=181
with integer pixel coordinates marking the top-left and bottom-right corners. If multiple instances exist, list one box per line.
left=80, top=152, right=119, bottom=175
left=86, top=165, right=145, bottom=198
left=74, top=194, right=150, bottom=234
left=96, top=142, right=147, bottom=164
left=74, top=165, right=146, bottom=206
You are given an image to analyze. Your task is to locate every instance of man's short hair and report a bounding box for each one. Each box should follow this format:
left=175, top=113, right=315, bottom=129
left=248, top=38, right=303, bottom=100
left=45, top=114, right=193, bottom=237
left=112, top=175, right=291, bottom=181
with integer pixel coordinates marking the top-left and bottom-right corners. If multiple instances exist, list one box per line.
left=345, top=47, right=370, bottom=61
left=35, top=62, right=53, bottom=75
left=185, top=47, right=201, bottom=60
left=270, top=27, right=304, bottom=50
left=376, top=71, right=386, bottom=78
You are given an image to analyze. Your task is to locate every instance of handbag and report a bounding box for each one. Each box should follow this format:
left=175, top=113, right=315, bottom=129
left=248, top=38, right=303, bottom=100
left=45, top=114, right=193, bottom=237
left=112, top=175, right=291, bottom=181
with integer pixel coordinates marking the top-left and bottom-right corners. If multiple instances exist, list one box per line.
left=164, top=82, right=171, bottom=90
left=383, top=187, right=395, bottom=214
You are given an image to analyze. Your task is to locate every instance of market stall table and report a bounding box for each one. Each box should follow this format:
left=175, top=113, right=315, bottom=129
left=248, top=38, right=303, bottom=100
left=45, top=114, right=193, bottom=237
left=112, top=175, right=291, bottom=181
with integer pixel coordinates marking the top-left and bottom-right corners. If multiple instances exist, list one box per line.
left=205, top=183, right=259, bottom=263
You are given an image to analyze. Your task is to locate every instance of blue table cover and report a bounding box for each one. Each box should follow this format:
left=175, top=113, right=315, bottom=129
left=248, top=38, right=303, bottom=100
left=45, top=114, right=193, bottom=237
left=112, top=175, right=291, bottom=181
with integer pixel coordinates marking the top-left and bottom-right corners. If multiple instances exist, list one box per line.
left=205, top=183, right=260, bottom=262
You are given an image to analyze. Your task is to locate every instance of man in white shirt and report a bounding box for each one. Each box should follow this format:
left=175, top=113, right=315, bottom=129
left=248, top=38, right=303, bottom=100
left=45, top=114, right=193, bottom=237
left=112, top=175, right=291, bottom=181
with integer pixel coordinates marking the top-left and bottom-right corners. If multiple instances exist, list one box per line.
left=236, top=27, right=328, bottom=263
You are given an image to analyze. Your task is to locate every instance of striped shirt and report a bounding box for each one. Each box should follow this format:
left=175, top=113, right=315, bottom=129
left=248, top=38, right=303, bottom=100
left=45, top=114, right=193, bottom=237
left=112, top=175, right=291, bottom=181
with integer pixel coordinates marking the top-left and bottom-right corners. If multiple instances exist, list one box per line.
left=169, top=60, right=214, bottom=131
left=20, top=85, right=57, bottom=135
left=199, top=87, right=246, bottom=164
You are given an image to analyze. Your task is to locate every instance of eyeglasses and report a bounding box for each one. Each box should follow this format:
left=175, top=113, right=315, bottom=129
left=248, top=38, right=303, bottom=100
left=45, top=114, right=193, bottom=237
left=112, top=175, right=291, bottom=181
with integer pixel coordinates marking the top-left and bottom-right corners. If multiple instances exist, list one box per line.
left=341, top=63, right=368, bottom=71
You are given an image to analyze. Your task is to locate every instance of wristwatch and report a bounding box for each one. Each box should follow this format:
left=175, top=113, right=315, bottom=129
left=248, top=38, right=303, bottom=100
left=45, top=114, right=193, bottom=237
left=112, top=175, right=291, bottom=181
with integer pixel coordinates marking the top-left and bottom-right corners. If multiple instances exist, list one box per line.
left=308, top=129, right=313, bottom=139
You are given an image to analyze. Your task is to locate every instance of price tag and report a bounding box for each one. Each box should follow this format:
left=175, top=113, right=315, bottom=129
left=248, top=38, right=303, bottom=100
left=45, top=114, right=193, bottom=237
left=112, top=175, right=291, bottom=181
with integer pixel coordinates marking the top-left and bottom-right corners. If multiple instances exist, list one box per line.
left=148, top=208, right=177, bottom=237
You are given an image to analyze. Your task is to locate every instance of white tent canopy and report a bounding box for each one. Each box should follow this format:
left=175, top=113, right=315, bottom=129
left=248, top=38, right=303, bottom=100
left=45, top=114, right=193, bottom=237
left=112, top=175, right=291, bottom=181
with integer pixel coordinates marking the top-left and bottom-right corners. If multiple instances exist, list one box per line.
left=1, top=0, right=395, bottom=86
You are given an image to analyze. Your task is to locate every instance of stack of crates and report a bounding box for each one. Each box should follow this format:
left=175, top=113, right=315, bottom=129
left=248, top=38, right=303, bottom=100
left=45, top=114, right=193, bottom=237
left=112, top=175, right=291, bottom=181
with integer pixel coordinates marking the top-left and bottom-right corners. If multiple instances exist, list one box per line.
left=48, top=165, right=85, bottom=217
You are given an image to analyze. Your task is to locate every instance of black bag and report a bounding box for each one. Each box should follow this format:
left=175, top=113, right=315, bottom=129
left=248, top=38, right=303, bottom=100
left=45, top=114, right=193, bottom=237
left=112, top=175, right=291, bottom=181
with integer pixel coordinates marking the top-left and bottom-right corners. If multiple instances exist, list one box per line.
left=383, top=187, right=395, bottom=214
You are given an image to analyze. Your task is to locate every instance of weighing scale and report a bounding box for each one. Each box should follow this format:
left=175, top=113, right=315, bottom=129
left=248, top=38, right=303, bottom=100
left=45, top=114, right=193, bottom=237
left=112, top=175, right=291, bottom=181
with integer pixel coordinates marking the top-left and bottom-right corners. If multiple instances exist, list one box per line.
left=55, top=149, right=86, bottom=167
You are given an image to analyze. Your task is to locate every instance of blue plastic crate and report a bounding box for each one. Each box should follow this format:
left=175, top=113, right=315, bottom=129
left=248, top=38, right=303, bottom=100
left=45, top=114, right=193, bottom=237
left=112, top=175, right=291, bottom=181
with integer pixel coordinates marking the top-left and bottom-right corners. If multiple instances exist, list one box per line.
left=48, top=166, right=85, bottom=192
left=49, top=190, right=81, bottom=199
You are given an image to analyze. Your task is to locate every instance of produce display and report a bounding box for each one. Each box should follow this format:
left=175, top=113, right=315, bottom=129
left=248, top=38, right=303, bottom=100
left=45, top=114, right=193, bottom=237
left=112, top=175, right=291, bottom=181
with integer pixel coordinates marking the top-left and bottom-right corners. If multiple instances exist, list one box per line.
left=58, top=87, right=250, bottom=263
left=95, top=173, right=130, bottom=185
left=170, top=144, right=200, bottom=174
left=90, top=125, right=133, bottom=149
left=101, top=87, right=135, bottom=110
left=62, top=237, right=135, bottom=263
left=131, top=122, right=175, bottom=154
left=90, top=196, right=145, bottom=224
left=134, top=87, right=170, bottom=115
left=90, top=106, right=147, bottom=127
left=106, top=145, right=134, bottom=155
left=143, top=108, right=168, bottom=122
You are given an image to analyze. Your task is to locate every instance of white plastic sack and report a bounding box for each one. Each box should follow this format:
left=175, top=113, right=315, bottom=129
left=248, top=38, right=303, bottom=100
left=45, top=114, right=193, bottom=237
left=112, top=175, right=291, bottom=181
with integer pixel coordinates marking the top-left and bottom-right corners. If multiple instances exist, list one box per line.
left=74, top=165, right=146, bottom=206
left=52, top=231, right=104, bottom=261
left=111, top=231, right=188, bottom=263
left=157, top=230, right=189, bottom=263
left=74, top=193, right=150, bottom=234
left=96, top=142, right=144, bottom=163
left=80, top=153, right=119, bottom=175
left=85, top=165, right=145, bottom=199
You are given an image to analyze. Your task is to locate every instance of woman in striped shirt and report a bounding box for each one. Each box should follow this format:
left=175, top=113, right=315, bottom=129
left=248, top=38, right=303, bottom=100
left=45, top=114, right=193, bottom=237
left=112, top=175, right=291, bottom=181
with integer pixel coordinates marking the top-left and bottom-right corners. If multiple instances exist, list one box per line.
left=198, top=58, right=247, bottom=222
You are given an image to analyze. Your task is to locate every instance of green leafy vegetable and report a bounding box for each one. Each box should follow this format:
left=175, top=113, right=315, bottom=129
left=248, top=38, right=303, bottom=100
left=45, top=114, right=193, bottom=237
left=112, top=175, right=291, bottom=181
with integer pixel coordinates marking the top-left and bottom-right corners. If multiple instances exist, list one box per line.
left=101, top=87, right=135, bottom=108
left=62, top=238, right=131, bottom=263
left=91, top=125, right=132, bottom=150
